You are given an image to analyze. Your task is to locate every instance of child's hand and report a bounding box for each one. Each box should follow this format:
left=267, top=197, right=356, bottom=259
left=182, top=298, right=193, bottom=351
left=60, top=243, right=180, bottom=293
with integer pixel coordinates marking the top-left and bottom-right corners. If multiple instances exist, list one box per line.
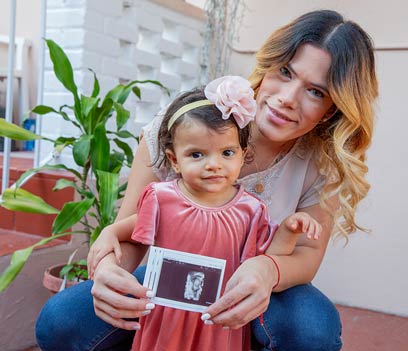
left=283, top=212, right=322, bottom=240
left=87, top=226, right=122, bottom=279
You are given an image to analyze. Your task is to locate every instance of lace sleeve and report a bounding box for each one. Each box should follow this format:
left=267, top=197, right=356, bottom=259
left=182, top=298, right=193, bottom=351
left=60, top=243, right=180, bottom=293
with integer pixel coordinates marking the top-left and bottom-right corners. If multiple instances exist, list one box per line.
left=141, top=113, right=178, bottom=182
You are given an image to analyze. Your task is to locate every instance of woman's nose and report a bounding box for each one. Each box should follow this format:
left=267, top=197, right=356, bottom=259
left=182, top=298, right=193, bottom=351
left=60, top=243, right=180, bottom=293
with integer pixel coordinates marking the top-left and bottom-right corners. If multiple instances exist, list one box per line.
left=278, top=83, right=300, bottom=109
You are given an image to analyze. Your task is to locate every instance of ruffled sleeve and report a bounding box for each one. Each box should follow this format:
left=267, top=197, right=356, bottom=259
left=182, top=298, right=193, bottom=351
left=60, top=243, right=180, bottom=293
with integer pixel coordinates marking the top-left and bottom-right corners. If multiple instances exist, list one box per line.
left=131, top=183, right=160, bottom=245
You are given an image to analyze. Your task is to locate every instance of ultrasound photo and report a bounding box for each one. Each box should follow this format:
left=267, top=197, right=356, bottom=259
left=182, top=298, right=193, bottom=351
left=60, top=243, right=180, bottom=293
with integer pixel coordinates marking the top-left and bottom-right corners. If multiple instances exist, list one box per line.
left=144, top=247, right=226, bottom=312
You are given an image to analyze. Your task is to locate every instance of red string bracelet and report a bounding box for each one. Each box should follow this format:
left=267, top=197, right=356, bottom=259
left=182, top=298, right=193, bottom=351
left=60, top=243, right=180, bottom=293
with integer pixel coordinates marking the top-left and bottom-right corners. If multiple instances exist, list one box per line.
left=259, top=254, right=281, bottom=329
left=261, top=254, right=280, bottom=289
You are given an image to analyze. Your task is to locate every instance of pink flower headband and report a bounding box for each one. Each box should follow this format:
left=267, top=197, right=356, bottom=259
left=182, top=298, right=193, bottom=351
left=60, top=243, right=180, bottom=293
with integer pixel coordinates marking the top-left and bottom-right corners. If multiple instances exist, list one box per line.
left=167, top=75, right=257, bottom=131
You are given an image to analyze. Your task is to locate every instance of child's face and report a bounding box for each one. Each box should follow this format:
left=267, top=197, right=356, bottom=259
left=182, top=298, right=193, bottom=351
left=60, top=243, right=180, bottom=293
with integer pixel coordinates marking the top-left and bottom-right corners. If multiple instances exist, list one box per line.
left=166, top=119, right=245, bottom=199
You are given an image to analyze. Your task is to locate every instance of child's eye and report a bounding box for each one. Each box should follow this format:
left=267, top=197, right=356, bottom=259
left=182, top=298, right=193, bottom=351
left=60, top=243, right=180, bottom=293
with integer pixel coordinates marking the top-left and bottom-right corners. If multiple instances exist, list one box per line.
left=279, top=66, right=291, bottom=78
left=223, top=150, right=235, bottom=157
left=191, top=152, right=203, bottom=159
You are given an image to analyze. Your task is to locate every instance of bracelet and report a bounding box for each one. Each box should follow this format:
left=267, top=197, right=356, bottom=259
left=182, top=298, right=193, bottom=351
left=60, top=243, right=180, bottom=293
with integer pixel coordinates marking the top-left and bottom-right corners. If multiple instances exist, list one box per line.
left=261, top=254, right=280, bottom=289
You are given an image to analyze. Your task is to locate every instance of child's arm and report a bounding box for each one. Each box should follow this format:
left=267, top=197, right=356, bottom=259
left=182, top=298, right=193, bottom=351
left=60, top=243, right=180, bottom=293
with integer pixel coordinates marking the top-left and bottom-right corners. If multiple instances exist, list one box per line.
left=266, top=212, right=322, bottom=256
left=87, top=214, right=138, bottom=279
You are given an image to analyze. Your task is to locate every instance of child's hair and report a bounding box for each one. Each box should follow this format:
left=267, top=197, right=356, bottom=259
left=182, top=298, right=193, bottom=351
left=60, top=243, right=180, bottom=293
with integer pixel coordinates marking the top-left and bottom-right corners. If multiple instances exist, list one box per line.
left=155, top=87, right=251, bottom=169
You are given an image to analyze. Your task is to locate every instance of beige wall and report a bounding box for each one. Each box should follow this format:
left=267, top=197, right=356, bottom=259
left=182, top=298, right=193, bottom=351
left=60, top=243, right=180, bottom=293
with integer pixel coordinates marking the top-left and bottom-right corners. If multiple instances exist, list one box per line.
left=230, top=0, right=408, bottom=316
left=0, top=0, right=42, bottom=119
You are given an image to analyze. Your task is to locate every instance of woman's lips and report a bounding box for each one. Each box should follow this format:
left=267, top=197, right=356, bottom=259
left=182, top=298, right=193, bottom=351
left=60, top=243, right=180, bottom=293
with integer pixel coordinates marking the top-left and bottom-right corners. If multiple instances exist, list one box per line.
left=266, top=106, right=296, bottom=126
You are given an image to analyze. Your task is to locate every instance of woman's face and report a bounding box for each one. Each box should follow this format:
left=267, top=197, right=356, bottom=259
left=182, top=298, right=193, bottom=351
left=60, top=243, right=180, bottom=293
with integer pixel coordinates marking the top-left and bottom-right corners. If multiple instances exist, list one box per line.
left=255, top=44, right=335, bottom=143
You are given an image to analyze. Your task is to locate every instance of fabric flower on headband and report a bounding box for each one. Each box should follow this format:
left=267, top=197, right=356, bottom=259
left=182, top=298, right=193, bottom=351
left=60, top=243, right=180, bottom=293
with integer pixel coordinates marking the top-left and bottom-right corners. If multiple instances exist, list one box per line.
left=204, top=75, right=257, bottom=128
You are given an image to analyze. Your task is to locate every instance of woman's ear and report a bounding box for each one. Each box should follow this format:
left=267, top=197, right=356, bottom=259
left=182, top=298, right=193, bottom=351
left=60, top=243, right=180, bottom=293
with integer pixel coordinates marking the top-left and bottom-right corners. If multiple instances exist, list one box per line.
left=322, top=104, right=338, bottom=122
left=242, top=147, right=247, bottom=166
left=165, top=149, right=180, bottom=173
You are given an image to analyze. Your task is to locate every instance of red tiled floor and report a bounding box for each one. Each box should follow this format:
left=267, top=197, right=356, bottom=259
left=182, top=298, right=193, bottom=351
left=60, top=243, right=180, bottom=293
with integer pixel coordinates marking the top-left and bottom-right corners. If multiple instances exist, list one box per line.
left=16, top=306, right=408, bottom=350
left=337, top=305, right=408, bottom=350
left=0, top=229, right=68, bottom=256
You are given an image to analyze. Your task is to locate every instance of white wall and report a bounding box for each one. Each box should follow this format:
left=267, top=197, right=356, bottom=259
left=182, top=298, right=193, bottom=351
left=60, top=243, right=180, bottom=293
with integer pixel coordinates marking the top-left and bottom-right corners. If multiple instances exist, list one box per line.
left=40, top=0, right=205, bottom=166
left=229, top=0, right=408, bottom=316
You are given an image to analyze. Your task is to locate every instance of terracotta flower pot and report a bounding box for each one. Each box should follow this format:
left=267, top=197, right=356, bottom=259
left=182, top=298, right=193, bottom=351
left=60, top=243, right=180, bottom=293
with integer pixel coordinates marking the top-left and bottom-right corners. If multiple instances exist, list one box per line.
left=42, top=263, right=86, bottom=294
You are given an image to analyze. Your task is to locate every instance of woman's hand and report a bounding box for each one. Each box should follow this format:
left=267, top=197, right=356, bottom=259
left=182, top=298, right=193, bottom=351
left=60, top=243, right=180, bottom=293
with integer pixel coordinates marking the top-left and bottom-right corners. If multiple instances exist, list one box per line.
left=91, top=253, right=154, bottom=330
left=87, top=226, right=122, bottom=279
left=201, top=255, right=278, bottom=329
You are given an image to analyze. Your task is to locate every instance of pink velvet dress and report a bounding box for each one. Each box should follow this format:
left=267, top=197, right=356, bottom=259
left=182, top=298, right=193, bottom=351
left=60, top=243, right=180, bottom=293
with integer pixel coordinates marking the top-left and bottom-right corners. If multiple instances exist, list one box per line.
left=131, top=180, right=276, bottom=351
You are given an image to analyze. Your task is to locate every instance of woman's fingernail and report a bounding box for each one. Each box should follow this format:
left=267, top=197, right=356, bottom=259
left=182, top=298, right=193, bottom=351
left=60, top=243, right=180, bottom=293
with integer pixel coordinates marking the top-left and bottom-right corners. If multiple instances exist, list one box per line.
left=132, top=325, right=141, bottom=330
left=141, top=310, right=151, bottom=316
left=145, top=303, right=155, bottom=310
left=204, top=320, right=214, bottom=325
left=201, top=313, right=211, bottom=321
left=146, top=290, right=154, bottom=298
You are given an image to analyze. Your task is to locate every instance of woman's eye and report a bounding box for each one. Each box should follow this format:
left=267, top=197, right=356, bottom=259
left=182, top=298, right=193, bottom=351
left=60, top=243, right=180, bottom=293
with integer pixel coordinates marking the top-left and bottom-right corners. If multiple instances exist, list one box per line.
left=191, top=152, right=203, bottom=159
left=279, top=66, right=291, bottom=78
left=223, top=150, right=235, bottom=157
left=309, top=88, right=324, bottom=98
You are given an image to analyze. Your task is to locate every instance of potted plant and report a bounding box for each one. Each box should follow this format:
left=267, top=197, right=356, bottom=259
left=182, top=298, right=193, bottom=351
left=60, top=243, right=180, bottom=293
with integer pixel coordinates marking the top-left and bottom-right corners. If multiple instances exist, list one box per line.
left=0, top=39, right=168, bottom=292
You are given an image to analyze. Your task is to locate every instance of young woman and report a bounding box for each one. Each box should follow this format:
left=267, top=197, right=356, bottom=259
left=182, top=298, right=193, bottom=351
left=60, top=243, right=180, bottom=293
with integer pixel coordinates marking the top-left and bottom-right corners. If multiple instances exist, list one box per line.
left=36, top=9, right=378, bottom=351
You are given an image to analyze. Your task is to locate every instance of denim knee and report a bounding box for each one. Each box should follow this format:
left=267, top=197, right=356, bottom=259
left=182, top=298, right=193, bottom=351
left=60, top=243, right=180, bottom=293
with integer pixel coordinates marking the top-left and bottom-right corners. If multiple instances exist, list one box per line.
left=36, top=280, right=98, bottom=351
left=251, top=284, right=342, bottom=351
left=35, top=265, right=147, bottom=351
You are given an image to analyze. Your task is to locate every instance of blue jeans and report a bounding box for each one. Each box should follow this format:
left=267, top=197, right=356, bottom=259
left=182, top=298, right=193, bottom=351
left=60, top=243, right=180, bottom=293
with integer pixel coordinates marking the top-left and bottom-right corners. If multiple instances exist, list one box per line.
left=36, top=266, right=342, bottom=351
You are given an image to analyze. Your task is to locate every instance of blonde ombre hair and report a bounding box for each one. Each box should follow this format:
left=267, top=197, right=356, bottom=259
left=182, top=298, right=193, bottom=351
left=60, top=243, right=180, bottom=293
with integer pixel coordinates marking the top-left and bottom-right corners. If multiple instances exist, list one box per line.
left=248, top=10, right=378, bottom=240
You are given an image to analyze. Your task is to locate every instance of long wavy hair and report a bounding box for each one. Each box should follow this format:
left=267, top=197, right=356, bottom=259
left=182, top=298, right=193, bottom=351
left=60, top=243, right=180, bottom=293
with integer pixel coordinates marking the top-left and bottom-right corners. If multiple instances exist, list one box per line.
left=248, top=10, right=378, bottom=240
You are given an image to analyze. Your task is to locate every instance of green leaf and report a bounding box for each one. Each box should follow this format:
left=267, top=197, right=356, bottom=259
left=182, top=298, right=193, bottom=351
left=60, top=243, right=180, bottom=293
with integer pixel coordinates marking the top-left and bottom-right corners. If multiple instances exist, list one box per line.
left=52, top=197, right=94, bottom=234
left=54, top=137, right=76, bottom=152
left=89, top=68, right=100, bottom=98
left=91, top=124, right=109, bottom=171
left=76, top=259, right=87, bottom=266
left=118, top=181, right=128, bottom=195
left=104, top=84, right=125, bottom=104
left=117, top=85, right=133, bottom=104
left=0, top=119, right=41, bottom=141
left=1, top=188, right=59, bottom=214
left=0, top=232, right=72, bottom=291
left=32, top=105, right=57, bottom=115
left=54, top=179, right=93, bottom=199
left=14, top=164, right=82, bottom=189
left=45, top=39, right=82, bottom=124
left=53, top=179, right=77, bottom=191
left=46, top=39, right=77, bottom=95
left=54, top=108, right=82, bottom=129
left=59, top=264, right=73, bottom=277
left=112, top=130, right=137, bottom=139
left=93, top=98, right=113, bottom=130
left=0, top=246, right=34, bottom=291
left=126, top=79, right=170, bottom=97
left=73, top=134, right=92, bottom=167
left=113, top=138, right=134, bottom=165
left=113, top=102, right=130, bottom=131
left=81, top=95, right=99, bottom=133
left=132, top=86, right=141, bottom=99
left=90, top=226, right=102, bottom=246
left=109, top=151, right=125, bottom=173
left=96, top=170, right=119, bottom=226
